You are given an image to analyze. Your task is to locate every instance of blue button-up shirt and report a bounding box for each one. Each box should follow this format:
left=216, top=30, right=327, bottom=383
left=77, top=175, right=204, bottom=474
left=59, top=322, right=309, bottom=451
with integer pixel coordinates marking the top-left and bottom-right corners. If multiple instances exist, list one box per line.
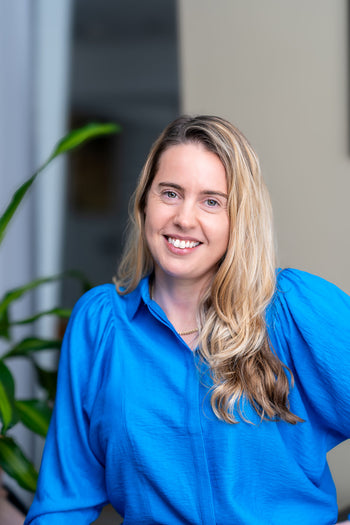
left=25, top=269, right=350, bottom=524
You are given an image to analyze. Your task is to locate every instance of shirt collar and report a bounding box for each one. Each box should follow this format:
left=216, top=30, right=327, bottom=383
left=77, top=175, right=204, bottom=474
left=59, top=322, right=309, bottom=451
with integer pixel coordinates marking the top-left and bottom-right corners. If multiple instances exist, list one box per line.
left=126, top=275, right=151, bottom=320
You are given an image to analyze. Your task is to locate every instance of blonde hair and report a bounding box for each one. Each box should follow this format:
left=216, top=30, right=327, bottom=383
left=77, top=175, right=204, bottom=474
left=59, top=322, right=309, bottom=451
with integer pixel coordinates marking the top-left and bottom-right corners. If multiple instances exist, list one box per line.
left=116, top=115, right=301, bottom=424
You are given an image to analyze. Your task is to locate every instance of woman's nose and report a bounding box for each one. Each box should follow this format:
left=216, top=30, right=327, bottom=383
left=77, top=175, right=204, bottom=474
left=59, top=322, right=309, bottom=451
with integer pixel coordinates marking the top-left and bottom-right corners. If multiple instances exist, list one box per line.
left=173, top=201, right=197, bottom=229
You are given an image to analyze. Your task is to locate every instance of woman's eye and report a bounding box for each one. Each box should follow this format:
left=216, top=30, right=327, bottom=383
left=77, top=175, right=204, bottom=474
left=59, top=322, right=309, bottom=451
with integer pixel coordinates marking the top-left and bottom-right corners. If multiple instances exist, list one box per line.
left=163, top=190, right=177, bottom=199
left=206, top=198, right=219, bottom=207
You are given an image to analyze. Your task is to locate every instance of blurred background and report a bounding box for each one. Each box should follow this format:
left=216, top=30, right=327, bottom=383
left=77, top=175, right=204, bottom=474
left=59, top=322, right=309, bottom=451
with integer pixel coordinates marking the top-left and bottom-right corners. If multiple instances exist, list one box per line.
left=0, top=0, right=349, bottom=522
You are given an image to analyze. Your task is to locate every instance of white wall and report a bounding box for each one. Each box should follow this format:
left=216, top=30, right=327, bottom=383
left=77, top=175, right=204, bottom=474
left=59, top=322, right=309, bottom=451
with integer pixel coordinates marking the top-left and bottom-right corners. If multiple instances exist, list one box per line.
left=178, top=0, right=350, bottom=511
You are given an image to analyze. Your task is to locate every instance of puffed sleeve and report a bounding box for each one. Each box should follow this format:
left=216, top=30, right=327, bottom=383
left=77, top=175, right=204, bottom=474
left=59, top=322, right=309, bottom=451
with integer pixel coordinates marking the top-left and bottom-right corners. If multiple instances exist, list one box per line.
left=24, top=284, right=116, bottom=524
left=269, top=268, right=350, bottom=440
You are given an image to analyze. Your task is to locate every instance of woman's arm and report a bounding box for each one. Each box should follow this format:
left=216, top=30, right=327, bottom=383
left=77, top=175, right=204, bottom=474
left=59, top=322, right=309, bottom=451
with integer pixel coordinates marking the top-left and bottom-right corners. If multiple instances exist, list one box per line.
left=24, top=286, right=115, bottom=523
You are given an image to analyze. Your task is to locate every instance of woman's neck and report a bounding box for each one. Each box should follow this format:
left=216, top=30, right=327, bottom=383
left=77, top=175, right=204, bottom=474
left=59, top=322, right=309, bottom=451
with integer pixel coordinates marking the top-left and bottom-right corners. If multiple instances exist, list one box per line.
left=150, top=274, right=207, bottom=336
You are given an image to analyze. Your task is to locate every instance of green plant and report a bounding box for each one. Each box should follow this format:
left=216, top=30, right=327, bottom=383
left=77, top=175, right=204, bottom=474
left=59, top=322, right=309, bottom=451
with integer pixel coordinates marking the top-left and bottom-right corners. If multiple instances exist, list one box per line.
left=0, top=122, right=120, bottom=492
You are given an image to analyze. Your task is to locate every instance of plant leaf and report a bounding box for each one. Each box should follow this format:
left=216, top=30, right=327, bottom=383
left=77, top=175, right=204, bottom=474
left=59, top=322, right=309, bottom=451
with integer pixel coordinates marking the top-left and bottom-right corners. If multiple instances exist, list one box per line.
left=0, top=361, right=18, bottom=433
left=16, top=399, right=52, bottom=437
left=0, top=276, right=63, bottom=319
left=0, top=308, right=10, bottom=340
left=0, top=436, right=38, bottom=491
left=34, top=364, right=58, bottom=401
left=3, top=337, right=62, bottom=359
left=0, top=122, right=119, bottom=246
left=0, top=361, right=15, bottom=397
left=10, top=307, right=72, bottom=326
left=0, top=382, right=12, bottom=433
left=0, top=270, right=92, bottom=320
left=0, top=175, right=37, bottom=246
left=0, top=382, right=14, bottom=434
left=48, top=122, right=121, bottom=161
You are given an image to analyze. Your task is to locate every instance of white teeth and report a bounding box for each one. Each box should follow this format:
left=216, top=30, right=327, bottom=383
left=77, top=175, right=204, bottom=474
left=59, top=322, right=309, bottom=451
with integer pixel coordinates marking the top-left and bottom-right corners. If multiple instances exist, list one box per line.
left=168, top=237, right=200, bottom=249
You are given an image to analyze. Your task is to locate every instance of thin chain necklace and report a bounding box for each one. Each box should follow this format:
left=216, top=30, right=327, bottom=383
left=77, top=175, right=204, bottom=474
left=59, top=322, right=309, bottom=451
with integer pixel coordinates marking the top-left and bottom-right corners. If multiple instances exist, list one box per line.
left=178, top=328, right=199, bottom=336
left=149, top=280, right=199, bottom=337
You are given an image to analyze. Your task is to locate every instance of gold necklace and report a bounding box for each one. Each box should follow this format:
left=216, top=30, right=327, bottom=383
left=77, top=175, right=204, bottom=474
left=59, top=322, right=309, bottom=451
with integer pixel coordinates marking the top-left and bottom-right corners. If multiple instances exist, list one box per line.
left=149, top=281, right=198, bottom=337
left=178, top=328, right=199, bottom=336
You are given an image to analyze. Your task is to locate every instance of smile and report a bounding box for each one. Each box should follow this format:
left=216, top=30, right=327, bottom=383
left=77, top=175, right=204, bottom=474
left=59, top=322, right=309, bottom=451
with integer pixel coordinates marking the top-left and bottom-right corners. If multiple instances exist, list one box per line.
left=167, top=237, right=200, bottom=249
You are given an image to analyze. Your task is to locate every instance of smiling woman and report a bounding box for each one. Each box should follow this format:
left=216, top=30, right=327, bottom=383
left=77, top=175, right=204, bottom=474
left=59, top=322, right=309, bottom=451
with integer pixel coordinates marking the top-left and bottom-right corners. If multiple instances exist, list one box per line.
left=25, top=116, right=350, bottom=525
left=144, top=143, right=229, bottom=300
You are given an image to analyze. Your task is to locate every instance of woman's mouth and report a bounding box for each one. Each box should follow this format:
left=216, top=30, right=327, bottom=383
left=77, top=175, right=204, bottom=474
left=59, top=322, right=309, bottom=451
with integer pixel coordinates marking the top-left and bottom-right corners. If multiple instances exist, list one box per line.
left=166, top=236, right=201, bottom=249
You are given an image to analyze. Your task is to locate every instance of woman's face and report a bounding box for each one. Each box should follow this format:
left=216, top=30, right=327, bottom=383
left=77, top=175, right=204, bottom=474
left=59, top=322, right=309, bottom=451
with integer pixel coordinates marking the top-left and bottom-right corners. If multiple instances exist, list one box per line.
left=144, top=143, right=230, bottom=289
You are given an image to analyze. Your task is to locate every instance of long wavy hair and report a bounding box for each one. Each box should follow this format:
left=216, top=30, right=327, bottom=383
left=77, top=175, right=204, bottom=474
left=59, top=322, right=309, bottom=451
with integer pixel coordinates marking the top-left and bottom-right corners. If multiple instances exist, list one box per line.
left=116, top=115, right=301, bottom=424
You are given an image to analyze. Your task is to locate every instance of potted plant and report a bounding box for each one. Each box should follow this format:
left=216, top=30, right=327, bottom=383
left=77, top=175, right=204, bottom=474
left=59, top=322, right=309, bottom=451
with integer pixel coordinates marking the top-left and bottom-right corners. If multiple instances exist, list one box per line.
left=0, top=122, right=120, bottom=495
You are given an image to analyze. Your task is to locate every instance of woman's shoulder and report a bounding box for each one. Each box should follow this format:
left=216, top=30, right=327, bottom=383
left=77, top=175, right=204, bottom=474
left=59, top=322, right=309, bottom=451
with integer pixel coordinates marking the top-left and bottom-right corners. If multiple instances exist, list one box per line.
left=69, top=279, right=147, bottom=331
left=74, top=283, right=117, bottom=305
left=276, top=266, right=345, bottom=291
left=70, top=283, right=116, bottom=322
left=270, top=268, right=350, bottom=437
left=274, top=267, right=350, bottom=316
left=72, top=282, right=130, bottom=318
left=62, top=280, right=147, bottom=372
left=268, top=267, right=350, bottom=350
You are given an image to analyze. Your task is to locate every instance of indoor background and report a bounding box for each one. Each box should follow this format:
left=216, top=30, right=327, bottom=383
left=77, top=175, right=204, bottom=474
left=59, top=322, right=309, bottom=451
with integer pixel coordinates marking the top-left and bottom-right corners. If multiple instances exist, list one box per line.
left=0, top=0, right=349, bottom=522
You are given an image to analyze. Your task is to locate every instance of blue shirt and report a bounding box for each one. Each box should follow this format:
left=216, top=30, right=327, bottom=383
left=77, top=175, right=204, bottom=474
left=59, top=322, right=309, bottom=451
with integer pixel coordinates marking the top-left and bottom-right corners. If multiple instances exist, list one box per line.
left=25, top=269, right=350, bottom=524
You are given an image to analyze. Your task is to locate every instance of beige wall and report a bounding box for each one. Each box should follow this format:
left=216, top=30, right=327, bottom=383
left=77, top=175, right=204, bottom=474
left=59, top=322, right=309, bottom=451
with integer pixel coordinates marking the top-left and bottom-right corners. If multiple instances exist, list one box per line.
left=178, top=0, right=350, bottom=290
left=178, top=0, right=350, bottom=511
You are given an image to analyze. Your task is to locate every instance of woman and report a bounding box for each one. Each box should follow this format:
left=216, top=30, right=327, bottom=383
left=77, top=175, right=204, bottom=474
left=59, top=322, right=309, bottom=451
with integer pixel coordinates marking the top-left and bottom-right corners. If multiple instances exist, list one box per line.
left=25, top=116, right=350, bottom=524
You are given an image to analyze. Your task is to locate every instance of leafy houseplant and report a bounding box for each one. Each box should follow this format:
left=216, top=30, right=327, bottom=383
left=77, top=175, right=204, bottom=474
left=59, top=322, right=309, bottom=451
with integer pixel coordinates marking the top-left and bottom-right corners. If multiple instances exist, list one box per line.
left=0, top=122, right=120, bottom=493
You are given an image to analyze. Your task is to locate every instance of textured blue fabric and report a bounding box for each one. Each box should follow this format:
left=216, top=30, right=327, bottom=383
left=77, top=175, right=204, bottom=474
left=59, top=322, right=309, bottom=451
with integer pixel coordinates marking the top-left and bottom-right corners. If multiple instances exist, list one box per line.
left=24, top=269, right=350, bottom=524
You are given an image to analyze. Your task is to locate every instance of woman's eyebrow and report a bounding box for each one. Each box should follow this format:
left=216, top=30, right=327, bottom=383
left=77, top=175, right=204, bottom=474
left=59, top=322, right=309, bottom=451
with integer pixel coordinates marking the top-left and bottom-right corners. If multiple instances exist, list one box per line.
left=201, top=190, right=228, bottom=199
left=158, top=182, right=183, bottom=191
